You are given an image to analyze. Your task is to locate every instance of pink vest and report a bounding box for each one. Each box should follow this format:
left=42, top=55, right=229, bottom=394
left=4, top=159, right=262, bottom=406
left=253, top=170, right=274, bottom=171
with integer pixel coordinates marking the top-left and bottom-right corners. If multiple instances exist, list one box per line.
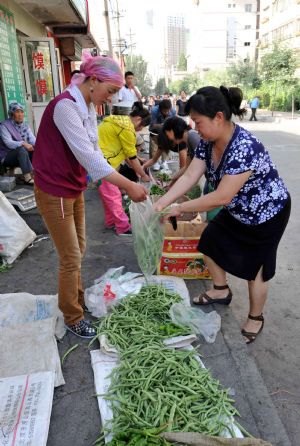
left=33, top=91, right=87, bottom=198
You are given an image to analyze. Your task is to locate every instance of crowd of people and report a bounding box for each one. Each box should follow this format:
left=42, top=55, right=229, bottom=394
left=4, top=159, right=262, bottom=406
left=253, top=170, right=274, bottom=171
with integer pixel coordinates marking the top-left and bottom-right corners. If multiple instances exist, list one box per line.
left=0, top=54, right=290, bottom=345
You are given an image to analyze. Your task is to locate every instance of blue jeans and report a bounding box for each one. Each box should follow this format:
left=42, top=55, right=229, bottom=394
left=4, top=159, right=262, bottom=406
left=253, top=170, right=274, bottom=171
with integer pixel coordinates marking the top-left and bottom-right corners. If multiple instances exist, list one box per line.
left=3, top=146, right=33, bottom=174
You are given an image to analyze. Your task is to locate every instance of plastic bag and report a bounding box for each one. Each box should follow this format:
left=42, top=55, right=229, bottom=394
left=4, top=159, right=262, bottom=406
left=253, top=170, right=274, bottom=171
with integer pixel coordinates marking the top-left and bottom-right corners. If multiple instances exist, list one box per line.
left=0, top=191, right=36, bottom=264
left=84, top=268, right=142, bottom=318
left=170, top=303, right=221, bottom=343
left=129, top=197, right=164, bottom=278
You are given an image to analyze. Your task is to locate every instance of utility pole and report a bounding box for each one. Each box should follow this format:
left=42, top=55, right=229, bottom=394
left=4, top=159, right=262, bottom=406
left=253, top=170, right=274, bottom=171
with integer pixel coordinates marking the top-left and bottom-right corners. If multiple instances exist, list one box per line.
left=126, top=28, right=136, bottom=63
left=103, top=0, right=113, bottom=57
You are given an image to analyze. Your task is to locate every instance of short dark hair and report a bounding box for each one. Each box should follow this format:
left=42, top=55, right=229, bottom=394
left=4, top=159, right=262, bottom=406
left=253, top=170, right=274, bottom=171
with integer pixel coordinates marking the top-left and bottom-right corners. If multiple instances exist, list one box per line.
left=162, top=116, right=190, bottom=139
left=130, top=101, right=151, bottom=127
left=158, top=99, right=172, bottom=112
left=125, top=71, right=134, bottom=78
left=185, top=86, right=246, bottom=120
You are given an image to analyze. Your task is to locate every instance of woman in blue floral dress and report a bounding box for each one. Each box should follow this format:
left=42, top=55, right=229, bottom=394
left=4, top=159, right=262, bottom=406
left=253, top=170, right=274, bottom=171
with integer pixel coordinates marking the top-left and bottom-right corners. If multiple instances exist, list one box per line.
left=154, top=86, right=291, bottom=344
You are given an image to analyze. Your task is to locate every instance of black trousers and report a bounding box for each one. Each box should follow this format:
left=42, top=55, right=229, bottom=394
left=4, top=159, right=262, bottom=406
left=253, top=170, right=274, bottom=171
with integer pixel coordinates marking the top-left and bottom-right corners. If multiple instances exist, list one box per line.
left=249, top=108, right=258, bottom=121
left=3, top=146, right=33, bottom=174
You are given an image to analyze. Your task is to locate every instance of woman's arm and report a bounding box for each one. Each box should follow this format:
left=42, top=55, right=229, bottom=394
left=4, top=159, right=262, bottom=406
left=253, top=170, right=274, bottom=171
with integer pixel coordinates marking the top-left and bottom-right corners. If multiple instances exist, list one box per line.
left=178, top=148, right=187, bottom=169
left=154, top=157, right=206, bottom=210
left=159, top=171, right=253, bottom=216
left=27, top=126, right=36, bottom=146
left=127, top=157, right=150, bottom=181
left=0, top=125, right=22, bottom=150
left=142, top=149, right=162, bottom=169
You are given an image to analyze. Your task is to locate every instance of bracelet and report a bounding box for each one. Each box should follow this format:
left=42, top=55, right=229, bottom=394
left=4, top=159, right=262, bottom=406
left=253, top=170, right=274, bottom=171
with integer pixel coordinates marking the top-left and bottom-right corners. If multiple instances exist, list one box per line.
left=96, top=179, right=102, bottom=187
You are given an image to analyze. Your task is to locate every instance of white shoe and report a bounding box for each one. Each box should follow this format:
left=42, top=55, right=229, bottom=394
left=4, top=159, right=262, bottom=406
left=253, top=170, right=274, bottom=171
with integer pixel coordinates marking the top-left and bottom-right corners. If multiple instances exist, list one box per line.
left=152, top=162, right=161, bottom=171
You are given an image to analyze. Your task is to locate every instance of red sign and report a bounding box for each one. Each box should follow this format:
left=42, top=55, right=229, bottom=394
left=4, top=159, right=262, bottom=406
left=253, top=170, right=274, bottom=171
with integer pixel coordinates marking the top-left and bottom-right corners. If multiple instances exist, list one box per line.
left=32, top=52, right=45, bottom=70
left=35, top=79, right=48, bottom=96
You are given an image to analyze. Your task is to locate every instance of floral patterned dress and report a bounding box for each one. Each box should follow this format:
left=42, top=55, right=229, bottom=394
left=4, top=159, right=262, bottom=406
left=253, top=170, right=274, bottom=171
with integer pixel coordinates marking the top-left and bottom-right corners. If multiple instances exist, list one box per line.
left=195, top=124, right=290, bottom=281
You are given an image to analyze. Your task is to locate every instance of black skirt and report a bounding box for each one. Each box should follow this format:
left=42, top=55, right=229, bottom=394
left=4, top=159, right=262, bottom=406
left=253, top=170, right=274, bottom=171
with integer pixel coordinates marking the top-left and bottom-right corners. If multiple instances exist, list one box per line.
left=198, top=195, right=291, bottom=282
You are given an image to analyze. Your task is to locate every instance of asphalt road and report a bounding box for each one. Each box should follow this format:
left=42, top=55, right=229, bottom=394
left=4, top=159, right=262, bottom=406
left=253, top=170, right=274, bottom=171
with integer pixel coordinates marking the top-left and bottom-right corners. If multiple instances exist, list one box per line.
left=229, top=116, right=300, bottom=446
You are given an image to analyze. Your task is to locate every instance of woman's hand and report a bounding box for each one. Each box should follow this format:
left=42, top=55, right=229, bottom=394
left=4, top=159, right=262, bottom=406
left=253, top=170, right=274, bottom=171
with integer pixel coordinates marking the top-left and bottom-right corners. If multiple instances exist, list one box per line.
left=126, top=181, right=148, bottom=202
left=140, top=172, right=150, bottom=182
left=153, top=202, right=182, bottom=220
left=22, top=142, right=34, bottom=151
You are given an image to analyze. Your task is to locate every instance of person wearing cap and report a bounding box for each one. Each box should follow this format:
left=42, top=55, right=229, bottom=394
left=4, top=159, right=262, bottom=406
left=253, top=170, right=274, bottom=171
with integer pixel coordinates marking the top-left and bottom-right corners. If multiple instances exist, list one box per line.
left=0, top=102, right=35, bottom=185
left=33, top=53, right=147, bottom=339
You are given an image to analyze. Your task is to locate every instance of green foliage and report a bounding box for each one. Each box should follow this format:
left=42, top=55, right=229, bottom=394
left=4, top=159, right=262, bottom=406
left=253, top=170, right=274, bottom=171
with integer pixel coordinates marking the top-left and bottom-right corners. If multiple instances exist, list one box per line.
left=203, top=69, right=229, bottom=88
left=177, top=53, right=187, bottom=71
left=259, top=44, right=298, bottom=113
left=168, top=73, right=201, bottom=95
left=227, top=58, right=261, bottom=89
left=155, top=78, right=168, bottom=95
left=125, top=55, right=152, bottom=96
left=260, top=44, right=297, bottom=84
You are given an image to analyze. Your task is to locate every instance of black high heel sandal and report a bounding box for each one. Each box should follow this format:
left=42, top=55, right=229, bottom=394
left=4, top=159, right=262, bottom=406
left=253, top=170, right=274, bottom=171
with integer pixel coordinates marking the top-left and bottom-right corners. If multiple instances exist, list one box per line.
left=241, top=313, right=264, bottom=344
left=193, top=284, right=232, bottom=306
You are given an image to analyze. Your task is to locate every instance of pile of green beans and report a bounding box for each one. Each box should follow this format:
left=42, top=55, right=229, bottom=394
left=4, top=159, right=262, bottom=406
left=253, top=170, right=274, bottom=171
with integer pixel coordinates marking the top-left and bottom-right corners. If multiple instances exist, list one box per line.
left=104, top=345, right=239, bottom=437
left=93, top=285, right=191, bottom=351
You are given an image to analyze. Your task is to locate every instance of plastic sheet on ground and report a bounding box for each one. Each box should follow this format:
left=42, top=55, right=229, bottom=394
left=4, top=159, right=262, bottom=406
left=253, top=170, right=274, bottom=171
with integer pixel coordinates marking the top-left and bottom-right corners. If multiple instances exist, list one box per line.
left=90, top=349, right=243, bottom=444
left=0, top=293, right=65, bottom=339
left=0, top=318, right=64, bottom=387
left=0, top=371, right=55, bottom=446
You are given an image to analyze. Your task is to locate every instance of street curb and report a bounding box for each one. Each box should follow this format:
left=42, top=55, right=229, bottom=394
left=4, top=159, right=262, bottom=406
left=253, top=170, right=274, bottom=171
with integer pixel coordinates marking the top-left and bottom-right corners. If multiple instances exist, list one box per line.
left=215, top=307, right=291, bottom=446
left=185, top=281, right=291, bottom=446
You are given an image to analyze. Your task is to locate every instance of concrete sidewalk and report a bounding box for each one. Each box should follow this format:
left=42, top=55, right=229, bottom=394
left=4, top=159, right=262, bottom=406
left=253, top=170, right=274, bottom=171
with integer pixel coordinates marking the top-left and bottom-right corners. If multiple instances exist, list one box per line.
left=1, top=188, right=292, bottom=446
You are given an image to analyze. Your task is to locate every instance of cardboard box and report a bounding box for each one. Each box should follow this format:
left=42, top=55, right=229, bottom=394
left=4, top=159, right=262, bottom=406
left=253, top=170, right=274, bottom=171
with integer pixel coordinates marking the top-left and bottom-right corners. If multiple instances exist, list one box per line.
left=157, top=221, right=211, bottom=279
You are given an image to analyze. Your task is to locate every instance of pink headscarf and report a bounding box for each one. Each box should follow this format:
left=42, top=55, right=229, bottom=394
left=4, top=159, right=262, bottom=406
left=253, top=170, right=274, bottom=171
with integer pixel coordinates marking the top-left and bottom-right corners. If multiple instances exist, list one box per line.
left=71, top=51, right=124, bottom=89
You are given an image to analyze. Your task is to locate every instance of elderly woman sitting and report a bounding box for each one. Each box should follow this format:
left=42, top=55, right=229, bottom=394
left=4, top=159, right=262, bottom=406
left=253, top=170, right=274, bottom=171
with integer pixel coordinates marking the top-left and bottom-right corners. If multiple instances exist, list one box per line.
left=0, top=102, right=35, bottom=185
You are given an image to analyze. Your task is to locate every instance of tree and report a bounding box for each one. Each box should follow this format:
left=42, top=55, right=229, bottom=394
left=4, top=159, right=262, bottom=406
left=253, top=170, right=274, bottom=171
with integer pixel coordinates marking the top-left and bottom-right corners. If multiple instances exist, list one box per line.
left=155, top=78, right=168, bottom=95
left=259, top=44, right=297, bottom=114
left=124, top=55, right=152, bottom=96
left=227, top=58, right=261, bottom=90
left=169, top=73, right=201, bottom=95
left=177, top=53, right=187, bottom=71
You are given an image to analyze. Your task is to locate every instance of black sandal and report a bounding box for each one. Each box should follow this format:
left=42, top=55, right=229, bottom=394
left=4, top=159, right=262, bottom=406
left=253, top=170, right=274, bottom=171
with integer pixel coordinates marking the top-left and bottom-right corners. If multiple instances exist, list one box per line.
left=241, top=313, right=264, bottom=344
left=193, top=284, right=232, bottom=306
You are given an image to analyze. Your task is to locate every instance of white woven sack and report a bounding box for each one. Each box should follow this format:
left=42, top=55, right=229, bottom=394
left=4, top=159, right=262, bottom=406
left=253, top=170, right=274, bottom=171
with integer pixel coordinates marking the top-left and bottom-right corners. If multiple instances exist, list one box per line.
left=0, top=191, right=36, bottom=264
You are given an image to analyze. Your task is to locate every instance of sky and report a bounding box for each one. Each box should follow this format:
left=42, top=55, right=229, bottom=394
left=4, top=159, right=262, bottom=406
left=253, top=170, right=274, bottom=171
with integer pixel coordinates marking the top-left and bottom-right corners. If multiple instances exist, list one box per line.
left=108, top=0, right=194, bottom=81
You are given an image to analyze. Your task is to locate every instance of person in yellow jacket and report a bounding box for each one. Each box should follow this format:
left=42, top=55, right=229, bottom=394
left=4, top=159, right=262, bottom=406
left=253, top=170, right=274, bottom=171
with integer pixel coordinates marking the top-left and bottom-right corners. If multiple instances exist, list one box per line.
left=98, top=102, right=151, bottom=235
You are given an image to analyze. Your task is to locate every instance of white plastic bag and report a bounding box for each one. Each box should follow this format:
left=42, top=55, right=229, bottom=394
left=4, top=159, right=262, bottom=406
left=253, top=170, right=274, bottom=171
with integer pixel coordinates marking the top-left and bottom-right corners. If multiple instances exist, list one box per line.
left=84, top=268, right=142, bottom=318
left=170, top=303, right=221, bottom=343
left=0, top=191, right=36, bottom=264
left=129, top=197, right=164, bottom=278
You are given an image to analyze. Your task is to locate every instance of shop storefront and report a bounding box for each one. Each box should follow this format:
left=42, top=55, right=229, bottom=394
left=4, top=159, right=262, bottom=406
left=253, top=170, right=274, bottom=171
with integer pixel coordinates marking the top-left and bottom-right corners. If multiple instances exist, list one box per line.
left=0, top=0, right=101, bottom=132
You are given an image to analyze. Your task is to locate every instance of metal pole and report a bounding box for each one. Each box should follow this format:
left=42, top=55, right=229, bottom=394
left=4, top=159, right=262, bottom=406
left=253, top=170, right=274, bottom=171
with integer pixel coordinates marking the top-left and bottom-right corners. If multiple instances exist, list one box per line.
left=103, top=0, right=113, bottom=57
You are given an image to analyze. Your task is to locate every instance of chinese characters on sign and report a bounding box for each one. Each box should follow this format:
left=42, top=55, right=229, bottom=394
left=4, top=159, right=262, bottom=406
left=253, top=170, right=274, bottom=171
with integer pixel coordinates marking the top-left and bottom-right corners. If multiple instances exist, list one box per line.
left=32, top=52, right=45, bottom=70
left=0, top=5, right=26, bottom=111
left=25, top=41, right=54, bottom=102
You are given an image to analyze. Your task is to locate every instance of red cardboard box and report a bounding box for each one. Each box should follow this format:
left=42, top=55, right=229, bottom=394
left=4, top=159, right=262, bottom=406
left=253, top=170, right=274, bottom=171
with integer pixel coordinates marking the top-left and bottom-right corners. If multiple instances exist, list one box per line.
left=157, top=221, right=211, bottom=279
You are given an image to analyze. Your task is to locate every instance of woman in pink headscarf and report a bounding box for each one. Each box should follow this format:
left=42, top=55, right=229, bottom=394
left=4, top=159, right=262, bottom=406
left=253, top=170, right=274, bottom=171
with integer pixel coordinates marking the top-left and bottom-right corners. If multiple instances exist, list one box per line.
left=33, top=54, right=147, bottom=338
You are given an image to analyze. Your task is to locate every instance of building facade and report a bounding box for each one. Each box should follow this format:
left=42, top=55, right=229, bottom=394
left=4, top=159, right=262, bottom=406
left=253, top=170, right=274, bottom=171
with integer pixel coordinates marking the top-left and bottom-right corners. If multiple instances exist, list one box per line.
left=166, top=15, right=187, bottom=69
left=187, top=0, right=258, bottom=74
left=259, top=0, right=300, bottom=75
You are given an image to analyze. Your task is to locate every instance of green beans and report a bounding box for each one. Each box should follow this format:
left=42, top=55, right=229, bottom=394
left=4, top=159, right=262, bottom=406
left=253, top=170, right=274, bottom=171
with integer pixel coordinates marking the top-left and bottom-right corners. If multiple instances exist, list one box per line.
left=92, top=285, right=191, bottom=351
left=94, top=285, right=244, bottom=441
left=103, top=345, right=239, bottom=437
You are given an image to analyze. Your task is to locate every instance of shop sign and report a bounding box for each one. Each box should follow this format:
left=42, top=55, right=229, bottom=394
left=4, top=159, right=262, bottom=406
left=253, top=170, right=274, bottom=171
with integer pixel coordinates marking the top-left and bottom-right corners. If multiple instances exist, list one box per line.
left=25, top=41, right=55, bottom=102
left=0, top=5, right=26, bottom=113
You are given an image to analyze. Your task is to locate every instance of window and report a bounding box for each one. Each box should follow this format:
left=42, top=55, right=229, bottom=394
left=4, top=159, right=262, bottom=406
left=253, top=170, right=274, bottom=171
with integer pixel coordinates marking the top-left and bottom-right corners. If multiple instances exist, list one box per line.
left=245, top=4, right=252, bottom=12
left=233, top=3, right=236, bottom=7
left=245, top=25, right=251, bottom=30
left=228, top=3, right=232, bottom=7
left=244, top=42, right=250, bottom=46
